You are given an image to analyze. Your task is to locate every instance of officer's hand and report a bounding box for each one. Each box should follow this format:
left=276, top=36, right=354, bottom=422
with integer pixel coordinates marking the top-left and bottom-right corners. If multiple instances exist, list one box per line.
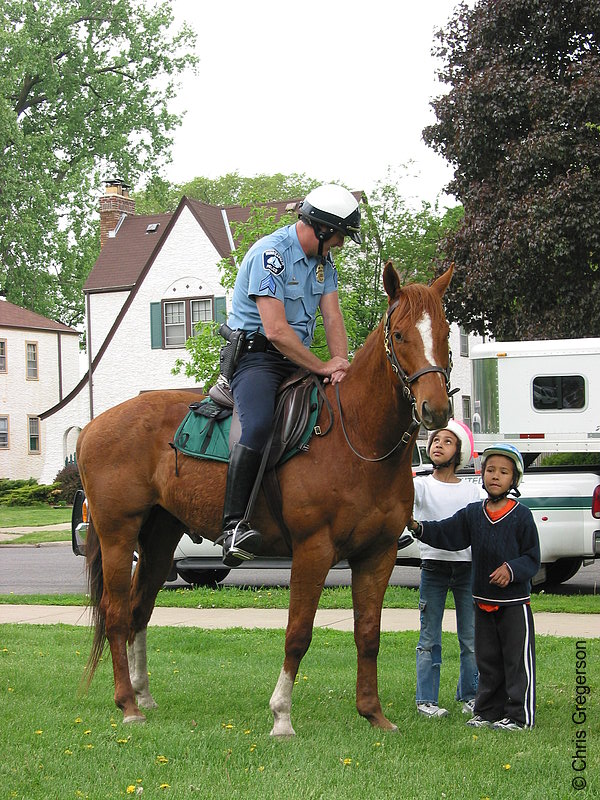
left=323, top=357, right=350, bottom=385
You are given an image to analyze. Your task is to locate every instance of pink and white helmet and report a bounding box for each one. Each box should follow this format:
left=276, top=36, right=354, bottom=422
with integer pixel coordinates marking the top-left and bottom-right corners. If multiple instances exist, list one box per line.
left=426, top=419, right=475, bottom=470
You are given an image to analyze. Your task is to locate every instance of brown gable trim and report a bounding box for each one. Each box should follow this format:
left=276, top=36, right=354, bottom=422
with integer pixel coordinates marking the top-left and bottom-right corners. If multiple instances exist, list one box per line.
left=44, top=199, right=191, bottom=421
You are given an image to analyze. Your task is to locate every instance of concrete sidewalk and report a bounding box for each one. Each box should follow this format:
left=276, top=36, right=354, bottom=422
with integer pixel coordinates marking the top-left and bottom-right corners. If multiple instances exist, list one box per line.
left=0, top=604, right=597, bottom=637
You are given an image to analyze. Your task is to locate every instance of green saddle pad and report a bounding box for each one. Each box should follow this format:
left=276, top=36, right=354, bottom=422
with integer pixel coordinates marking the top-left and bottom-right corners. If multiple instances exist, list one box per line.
left=172, top=389, right=319, bottom=464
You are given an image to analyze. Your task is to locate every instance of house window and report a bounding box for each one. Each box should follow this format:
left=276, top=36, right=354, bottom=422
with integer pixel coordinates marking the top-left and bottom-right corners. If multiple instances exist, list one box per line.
left=151, top=296, right=226, bottom=349
left=28, top=416, right=40, bottom=453
left=26, top=341, right=38, bottom=379
left=0, top=339, right=6, bottom=372
left=459, top=326, right=469, bottom=358
left=462, top=395, right=472, bottom=431
left=191, top=299, right=212, bottom=325
left=164, top=301, right=186, bottom=347
left=0, top=416, right=8, bottom=449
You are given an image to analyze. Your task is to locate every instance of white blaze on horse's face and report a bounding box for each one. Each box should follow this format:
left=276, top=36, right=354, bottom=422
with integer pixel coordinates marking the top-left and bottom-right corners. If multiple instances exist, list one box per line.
left=415, top=312, right=439, bottom=367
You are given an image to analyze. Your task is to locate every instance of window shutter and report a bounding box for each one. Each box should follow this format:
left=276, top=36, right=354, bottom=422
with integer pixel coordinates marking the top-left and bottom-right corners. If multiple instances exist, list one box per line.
left=214, top=296, right=227, bottom=325
left=150, top=303, right=162, bottom=349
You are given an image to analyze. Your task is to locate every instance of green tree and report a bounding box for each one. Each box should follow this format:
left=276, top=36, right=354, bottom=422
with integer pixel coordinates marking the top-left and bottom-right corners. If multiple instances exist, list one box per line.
left=350, top=169, right=463, bottom=345
left=424, top=0, right=600, bottom=340
left=0, top=0, right=197, bottom=327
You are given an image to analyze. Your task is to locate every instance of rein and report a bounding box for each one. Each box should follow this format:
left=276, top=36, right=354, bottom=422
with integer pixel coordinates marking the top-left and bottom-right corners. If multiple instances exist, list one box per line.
left=334, top=301, right=455, bottom=463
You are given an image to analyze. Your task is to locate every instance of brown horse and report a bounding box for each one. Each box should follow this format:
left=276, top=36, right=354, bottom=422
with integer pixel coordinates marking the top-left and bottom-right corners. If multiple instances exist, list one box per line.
left=77, top=262, right=453, bottom=735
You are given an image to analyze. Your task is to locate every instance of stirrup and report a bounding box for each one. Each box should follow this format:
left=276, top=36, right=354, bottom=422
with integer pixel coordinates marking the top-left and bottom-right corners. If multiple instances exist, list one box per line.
left=220, top=521, right=261, bottom=567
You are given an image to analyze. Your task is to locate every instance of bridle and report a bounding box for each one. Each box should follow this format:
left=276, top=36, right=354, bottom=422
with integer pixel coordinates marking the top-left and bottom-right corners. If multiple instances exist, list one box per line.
left=335, top=300, right=456, bottom=463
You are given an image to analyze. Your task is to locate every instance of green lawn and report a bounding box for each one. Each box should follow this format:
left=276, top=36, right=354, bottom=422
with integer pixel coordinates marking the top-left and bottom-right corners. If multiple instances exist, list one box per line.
left=0, top=504, right=72, bottom=528
left=0, top=625, right=596, bottom=800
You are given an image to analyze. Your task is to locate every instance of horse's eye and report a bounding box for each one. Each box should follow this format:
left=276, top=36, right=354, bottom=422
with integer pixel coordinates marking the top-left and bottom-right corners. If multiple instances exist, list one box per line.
left=393, top=332, right=403, bottom=342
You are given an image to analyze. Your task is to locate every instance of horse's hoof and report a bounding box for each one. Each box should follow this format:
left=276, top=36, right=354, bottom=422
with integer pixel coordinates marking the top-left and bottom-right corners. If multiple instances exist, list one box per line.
left=270, top=725, right=296, bottom=738
left=123, top=712, right=146, bottom=724
left=136, top=694, right=158, bottom=710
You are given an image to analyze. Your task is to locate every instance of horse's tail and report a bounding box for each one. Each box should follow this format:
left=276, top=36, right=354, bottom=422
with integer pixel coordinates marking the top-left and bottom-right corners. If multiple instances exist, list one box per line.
left=81, top=516, right=106, bottom=689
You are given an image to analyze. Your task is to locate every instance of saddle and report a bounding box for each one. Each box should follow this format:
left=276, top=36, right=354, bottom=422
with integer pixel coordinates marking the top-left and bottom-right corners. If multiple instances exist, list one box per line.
left=172, top=369, right=331, bottom=469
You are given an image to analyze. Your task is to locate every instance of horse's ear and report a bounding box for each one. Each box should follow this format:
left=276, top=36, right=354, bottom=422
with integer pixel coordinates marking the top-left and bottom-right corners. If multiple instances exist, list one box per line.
left=382, top=260, right=400, bottom=301
left=430, top=263, right=454, bottom=298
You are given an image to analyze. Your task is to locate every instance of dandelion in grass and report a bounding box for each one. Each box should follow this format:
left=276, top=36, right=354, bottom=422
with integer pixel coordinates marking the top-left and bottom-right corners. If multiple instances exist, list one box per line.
left=8, top=687, right=13, bottom=692
left=341, top=758, right=352, bottom=766
left=258, top=766, right=265, bottom=772
left=156, top=755, right=169, bottom=764
left=126, top=786, right=136, bottom=794
left=64, top=749, right=73, bottom=755
left=159, top=784, right=170, bottom=790
left=35, top=730, right=42, bottom=735
left=75, top=717, right=83, bottom=724
left=85, top=744, right=94, bottom=749
left=117, top=738, right=129, bottom=744
left=84, top=730, right=92, bottom=735
left=504, top=764, right=511, bottom=770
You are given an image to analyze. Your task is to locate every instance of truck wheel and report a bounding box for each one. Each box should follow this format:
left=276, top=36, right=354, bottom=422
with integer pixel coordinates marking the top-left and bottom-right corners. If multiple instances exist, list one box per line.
left=178, top=568, right=230, bottom=587
left=543, top=558, right=582, bottom=586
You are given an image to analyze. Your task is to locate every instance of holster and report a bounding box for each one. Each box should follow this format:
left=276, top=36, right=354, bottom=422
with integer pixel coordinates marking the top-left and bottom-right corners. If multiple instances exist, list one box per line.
left=218, top=325, right=246, bottom=382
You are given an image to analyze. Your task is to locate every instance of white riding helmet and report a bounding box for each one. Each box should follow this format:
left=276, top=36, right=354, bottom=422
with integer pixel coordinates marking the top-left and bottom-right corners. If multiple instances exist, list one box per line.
left=426, top=419, right=475, bottom=470
left=298, top=184, right=362, bottom=244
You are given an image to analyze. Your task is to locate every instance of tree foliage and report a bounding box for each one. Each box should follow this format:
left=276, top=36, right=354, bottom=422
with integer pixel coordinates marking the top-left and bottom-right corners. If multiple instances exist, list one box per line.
left=424, top=0, right=600, bottom=339
left=0, top=0, right=197, bottom=326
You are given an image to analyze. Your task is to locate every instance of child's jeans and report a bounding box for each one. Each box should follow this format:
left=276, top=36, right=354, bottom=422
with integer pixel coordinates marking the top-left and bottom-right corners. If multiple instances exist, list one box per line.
left=416, top=560, right=478, bottom=705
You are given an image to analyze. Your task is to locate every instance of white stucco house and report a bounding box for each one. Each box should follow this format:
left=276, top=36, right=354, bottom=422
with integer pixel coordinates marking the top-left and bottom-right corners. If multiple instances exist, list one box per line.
left=0, top=300, right=80, bottom=481
left=32, top=180, right=482, bottom=484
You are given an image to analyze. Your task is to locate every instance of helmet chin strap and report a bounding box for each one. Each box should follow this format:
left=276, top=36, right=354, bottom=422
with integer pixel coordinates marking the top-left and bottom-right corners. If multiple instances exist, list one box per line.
left=483, top=481, right=521, bottom=502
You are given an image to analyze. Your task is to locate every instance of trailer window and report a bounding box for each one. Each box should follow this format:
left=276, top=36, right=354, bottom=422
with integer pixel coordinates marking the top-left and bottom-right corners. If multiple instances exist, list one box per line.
left=532, top=375, right=585, bottom=410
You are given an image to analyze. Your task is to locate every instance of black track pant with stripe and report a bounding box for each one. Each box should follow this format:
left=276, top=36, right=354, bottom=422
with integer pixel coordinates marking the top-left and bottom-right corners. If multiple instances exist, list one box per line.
left=473, top=603, right=536, bottom=727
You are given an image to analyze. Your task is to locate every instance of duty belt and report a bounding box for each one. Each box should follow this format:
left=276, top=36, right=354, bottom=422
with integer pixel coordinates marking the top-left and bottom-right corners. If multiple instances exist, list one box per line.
left=245, top=332, right=284, bottom=356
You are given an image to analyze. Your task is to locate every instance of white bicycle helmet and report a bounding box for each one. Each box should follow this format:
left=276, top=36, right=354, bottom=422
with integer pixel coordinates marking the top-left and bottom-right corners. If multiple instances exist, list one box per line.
left=298, top=184, right=362, bottom=244
left=481, top=443, right=524, bottom=488
left=426, top=419, right=475, bottom=470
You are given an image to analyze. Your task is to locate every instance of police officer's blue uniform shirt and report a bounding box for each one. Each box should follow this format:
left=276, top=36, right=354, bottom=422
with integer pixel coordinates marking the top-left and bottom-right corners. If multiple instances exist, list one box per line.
left=228, top=224, right=338, bottom=347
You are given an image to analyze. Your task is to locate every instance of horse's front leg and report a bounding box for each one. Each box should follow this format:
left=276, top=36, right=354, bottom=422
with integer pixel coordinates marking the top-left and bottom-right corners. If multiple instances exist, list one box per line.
left=270, top=540, right=333, bottom=737
left=350, top=543, right=398, bottom=732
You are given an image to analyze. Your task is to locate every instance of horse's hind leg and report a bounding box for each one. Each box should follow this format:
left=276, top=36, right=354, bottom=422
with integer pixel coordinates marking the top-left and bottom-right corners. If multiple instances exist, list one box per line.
left=98, top=522, right=147, bottom=723
left=270, top=541, right=333, bottom=737
left=127, top=508, right=185, bottom=711
left=351, top=545, right=398, bottom=732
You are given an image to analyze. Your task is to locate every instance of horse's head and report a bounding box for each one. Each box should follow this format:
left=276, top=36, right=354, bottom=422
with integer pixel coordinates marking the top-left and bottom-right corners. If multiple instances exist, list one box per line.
left=382, top=261, right=454, bottom=430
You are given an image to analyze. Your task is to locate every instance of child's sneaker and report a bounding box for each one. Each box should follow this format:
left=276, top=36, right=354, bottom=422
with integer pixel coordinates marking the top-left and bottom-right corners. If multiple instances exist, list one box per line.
left=417, top=702, right=448, bottom=718
left=492, top=717, right=525, bottom=731
left=462, top=699, right=476, bottom=714
left=466, top=714, right=491, bottom=728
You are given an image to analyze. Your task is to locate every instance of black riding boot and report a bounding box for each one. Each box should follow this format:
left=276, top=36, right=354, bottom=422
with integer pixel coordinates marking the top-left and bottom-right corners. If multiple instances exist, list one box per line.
left=219, top=443, right=263, bottom=567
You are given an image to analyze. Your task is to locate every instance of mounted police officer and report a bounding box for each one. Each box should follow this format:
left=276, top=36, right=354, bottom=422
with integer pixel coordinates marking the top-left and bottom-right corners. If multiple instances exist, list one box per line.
left=217, top=184, right=362, bottom=567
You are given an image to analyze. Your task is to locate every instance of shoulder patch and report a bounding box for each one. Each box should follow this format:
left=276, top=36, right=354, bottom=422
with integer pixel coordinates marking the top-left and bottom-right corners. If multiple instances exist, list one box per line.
left=262, top=249, right=285, bottom=275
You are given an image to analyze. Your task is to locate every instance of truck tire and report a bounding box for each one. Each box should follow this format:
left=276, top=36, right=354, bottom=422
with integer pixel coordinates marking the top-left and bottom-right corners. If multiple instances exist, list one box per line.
left=543, top=558, right=582, bottom=586
left=177, top=568, right=230, bottom=587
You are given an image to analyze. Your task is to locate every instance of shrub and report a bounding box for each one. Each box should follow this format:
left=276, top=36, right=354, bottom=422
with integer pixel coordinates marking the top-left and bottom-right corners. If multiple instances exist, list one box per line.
left=0, top=481, right=59, bottom=506
left=540, top=452, right=600, bottom=467
left=53, top=463, right=83, bottom=504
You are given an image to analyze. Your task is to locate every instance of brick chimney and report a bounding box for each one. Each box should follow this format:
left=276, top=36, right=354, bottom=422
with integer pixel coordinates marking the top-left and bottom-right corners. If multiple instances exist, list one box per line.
left=99, top=179, right=135, bottom=248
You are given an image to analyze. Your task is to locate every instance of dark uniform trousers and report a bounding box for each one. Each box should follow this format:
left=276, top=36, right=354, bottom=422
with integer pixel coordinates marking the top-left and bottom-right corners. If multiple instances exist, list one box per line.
left=473, top=602, right=536, bottom=727
left=230, top=351, right=298, bottom=452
